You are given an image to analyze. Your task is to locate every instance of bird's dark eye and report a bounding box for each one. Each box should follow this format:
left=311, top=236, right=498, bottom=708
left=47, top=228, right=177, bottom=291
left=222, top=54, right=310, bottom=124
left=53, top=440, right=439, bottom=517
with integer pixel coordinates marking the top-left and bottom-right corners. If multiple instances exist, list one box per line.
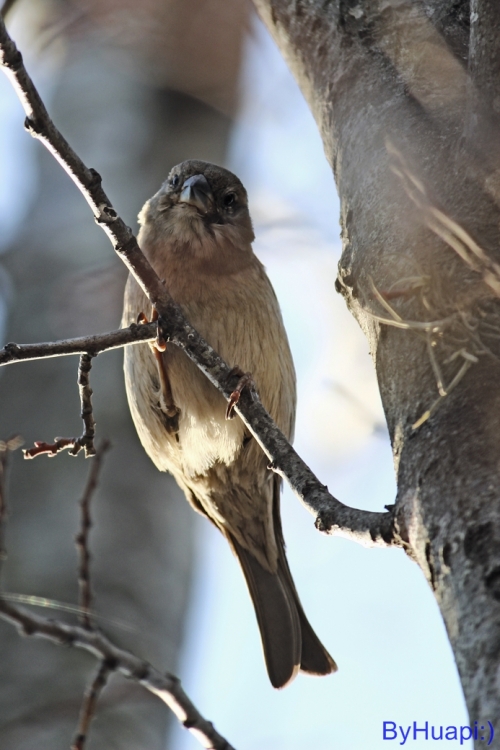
left=223, top=192, right=237, bottom=208
left=169, top=174, right=179, bottom=188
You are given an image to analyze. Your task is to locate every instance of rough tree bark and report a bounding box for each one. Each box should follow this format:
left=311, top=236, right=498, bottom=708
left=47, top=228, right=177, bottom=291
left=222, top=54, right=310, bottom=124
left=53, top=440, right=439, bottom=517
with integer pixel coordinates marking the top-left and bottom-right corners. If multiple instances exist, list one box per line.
left=254, top=0, right=500, bottom=735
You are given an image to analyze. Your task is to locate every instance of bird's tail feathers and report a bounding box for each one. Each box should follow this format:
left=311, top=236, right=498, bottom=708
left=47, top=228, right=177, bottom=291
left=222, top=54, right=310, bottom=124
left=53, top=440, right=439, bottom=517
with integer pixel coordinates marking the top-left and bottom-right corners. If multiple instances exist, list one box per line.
left=271, top=476, right=337, bottom=678
left=276, top=543, right=338, bottom=676
left=230, top=535, right=301, bottom=689
left=230, top=531, right=337, bottom=688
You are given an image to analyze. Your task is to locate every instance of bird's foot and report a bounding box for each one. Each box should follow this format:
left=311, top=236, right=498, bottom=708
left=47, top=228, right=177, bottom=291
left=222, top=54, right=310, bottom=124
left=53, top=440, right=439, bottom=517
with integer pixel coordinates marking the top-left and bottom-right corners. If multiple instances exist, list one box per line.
left=137, top=309, right=167, bottom=351
left=225, top=367, right=255, bottom=420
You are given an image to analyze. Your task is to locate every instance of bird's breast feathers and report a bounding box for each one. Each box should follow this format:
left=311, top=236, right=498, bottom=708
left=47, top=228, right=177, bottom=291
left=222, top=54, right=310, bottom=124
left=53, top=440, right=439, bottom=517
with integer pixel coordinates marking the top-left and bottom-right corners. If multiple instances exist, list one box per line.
left=123, top=253, right=295, bottom=478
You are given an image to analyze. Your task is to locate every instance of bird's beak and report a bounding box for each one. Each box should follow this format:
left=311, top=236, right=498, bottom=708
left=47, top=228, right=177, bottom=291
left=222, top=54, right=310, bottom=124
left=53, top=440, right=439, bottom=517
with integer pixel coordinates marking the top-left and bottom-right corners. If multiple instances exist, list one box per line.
left=179, top=174, right=214, bottom=214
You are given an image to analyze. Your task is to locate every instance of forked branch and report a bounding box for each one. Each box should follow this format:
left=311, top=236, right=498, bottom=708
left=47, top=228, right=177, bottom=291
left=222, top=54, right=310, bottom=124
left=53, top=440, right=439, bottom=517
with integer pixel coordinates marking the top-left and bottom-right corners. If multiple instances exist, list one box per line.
left=0, top=598, right=236, bottom=750
left=0, top=18, right=398, bottom=547
left=0, top=439, right=235, bottom=750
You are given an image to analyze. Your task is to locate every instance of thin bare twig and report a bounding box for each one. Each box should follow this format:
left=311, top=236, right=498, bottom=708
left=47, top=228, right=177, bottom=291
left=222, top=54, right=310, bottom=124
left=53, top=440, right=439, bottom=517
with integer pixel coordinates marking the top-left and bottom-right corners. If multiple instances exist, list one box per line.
left=23, top=437, right=82, bottom=460
left=24, top=354, right=103, bottom=459
left=0, top=427, right=232, bottom=747
left=1, top=325, right=154, bottom=459
left=0, top=435, right=23, bottom=579
left=0, top=322, right=157, bottom=366
left=0, top=599, right=236, bottom=750
left=366, top=274, right=480, bottom=429
left=76, top=353, right=96, bottom=457
left=367, top=276, right=457, bottom=333
left=426, top=334, right=446, bottom=397
left=24, top=354, right=98, bottom=459
left=412, top=355, right=475, bottom=429
left=0, top=18, right=398, bottom=546
left=72, top=659, right=112, bottom=750
left=24, top=357, right=96, bottom=457
left=0, top=593, right=136, bottom=632
left=76, top=440, right=111, bottom=630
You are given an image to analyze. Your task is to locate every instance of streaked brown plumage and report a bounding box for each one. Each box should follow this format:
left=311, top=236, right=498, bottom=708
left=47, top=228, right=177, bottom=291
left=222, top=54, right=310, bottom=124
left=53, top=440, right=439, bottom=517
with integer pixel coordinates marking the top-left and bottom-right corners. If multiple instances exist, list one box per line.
left=122, top=160, right=336, bottom=688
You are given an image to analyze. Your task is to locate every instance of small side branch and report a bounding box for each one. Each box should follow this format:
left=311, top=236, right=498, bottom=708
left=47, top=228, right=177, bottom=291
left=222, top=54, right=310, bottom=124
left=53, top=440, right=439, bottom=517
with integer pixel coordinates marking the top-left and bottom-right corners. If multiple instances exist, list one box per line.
left=24, top=354, right=98, bottom=459
left=23, top=438, right=83, bottom=460
left=0, top=430, right=231, bottom=748
left=0, top=322, right=157, bottom=366
left=76, top=441, right=110, bottom=629
left=76, top=353, right=96, bottom=457
left=72, top=659, right=112, bottom=750
left=0, top=599, right=236, bottom=750
left=1, top=324, right=155, bottom=458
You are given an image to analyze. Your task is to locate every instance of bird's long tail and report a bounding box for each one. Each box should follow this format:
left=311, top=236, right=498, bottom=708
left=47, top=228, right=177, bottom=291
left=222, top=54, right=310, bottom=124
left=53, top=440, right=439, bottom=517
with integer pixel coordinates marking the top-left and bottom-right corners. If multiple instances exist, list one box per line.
left=230, top=532, right=337, bottom=689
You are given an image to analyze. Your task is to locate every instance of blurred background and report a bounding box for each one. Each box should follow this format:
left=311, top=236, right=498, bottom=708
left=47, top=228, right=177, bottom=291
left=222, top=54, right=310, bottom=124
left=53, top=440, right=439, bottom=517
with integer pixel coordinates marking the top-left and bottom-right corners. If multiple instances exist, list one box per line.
left=0, top=1, right=470, bottom=748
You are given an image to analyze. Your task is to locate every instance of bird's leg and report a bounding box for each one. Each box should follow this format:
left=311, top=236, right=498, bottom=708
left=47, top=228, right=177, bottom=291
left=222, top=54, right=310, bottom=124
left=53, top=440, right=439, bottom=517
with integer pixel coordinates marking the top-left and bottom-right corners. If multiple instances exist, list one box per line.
left=137, top=310, right=179, bottom=419
left=225, top=367, right=255, bottom=420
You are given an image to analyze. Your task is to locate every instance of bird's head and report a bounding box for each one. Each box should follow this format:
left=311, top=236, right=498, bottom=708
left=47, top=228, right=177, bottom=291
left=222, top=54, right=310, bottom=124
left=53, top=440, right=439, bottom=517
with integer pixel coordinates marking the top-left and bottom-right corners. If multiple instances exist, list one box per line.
left=139, top=160, right=255, bottom=258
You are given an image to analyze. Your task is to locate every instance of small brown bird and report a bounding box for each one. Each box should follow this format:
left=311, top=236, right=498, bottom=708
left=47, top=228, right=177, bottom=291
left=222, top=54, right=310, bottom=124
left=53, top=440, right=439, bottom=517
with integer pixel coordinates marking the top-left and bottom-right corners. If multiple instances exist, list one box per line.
left=122, top=160, right=336, bottom=688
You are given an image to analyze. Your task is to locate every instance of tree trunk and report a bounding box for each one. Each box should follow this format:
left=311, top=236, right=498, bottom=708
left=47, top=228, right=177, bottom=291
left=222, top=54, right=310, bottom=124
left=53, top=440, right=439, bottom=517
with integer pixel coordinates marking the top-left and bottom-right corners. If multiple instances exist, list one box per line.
left=254, top=0, right=500, bottom=734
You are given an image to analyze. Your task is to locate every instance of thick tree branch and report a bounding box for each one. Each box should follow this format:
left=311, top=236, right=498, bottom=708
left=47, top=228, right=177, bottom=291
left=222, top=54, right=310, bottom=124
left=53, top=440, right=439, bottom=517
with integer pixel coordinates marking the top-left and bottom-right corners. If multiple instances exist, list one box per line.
left=0, top=17, right=399, bottom=548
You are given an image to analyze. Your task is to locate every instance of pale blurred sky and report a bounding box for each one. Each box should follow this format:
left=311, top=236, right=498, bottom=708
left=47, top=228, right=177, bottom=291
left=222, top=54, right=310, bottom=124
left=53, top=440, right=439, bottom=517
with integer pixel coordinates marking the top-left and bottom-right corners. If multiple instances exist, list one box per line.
left=0, top=9, right=471, bottom=750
